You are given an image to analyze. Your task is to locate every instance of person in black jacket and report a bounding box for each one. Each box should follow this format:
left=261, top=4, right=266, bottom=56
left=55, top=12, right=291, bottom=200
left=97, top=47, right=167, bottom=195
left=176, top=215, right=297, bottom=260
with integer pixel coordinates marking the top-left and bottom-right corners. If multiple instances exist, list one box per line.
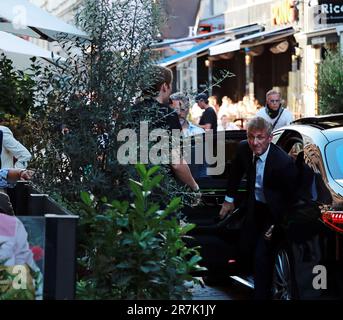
left=132, top=65, right=199, bottom=192
left=219, top=116, right=298, bottom=299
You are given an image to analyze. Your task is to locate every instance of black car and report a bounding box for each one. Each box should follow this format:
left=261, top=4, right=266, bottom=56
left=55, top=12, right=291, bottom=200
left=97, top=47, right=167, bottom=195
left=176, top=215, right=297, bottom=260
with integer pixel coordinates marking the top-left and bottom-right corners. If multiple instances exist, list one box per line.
left=184, top=114, right=343, bottom=300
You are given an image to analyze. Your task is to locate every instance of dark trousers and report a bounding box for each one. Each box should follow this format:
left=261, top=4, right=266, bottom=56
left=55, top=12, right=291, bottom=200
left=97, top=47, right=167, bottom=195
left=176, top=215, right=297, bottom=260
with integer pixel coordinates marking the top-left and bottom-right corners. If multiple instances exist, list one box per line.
left=240, top=201, right=276, bottom=299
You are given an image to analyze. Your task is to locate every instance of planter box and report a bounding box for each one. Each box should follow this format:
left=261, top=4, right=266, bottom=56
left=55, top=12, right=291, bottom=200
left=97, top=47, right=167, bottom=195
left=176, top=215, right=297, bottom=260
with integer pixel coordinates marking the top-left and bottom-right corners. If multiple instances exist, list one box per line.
left=10, top=181, right=79, bottom=300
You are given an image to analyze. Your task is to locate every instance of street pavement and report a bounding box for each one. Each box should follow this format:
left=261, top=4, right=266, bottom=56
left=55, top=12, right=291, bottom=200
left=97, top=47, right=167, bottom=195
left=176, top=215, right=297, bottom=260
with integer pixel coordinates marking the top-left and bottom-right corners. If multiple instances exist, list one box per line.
left=190, top=277, right=253, bottom=300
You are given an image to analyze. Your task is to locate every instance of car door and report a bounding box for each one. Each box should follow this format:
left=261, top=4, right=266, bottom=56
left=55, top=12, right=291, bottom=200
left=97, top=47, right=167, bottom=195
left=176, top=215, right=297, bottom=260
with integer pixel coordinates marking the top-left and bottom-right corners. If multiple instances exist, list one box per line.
left=183, top=130, right=247, bottom=278
left=183, top=130, right=247, bottom=223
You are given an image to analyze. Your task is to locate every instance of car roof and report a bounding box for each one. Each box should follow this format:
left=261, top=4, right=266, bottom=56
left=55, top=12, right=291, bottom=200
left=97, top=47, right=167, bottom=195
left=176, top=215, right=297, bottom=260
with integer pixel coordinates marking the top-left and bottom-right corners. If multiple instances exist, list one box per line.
left=290, top=114, right=343, bottom=142
left=292, top=113, right=343, bottom=129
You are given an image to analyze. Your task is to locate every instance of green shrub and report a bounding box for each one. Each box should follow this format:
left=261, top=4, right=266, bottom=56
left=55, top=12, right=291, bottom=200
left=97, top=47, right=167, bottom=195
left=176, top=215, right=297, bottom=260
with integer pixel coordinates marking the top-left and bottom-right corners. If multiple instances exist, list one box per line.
left=76, top=164, right=205, bottom=299
left=0, top=54, right=35, bottom=119
left=318, top=48, right=343, bottom=114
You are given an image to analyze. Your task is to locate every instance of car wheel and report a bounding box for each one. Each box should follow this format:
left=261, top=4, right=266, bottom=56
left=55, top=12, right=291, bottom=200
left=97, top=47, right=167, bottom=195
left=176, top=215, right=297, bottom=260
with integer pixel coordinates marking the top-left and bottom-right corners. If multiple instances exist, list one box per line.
left=272, top=247, right=298, bottom=300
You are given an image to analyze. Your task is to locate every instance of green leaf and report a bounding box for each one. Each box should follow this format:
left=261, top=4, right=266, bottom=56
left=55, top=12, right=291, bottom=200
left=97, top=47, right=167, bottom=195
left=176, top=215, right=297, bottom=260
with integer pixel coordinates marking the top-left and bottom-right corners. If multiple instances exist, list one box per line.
left=188, top=255, right=203, bottom=266
left=148, top=175, right=163, bottom=190
left=80, top=191, right=92, bottom=206
left=138, top=241, right=147, bottom=249
left=140, top=262, right=160, bottom=273
left=164, top=197, right=181, bottom=215
left=111, top=200, right=121, bottom=209
left=146, top=203, right=159, bottom=216
left=129, top=179, right=144, bottom=202
left=95, top=215, right=111, bottom=222
left=180, top=223, right=196, bottom=234
left=135, top=163, right=147, bottom=178
left=147, top=165, right=160, bottom=176
left=116, top=217, right=128, bottom=227
left=121, top=238, right=134, bottom=245
left=116, top=262, right=131, bottom=269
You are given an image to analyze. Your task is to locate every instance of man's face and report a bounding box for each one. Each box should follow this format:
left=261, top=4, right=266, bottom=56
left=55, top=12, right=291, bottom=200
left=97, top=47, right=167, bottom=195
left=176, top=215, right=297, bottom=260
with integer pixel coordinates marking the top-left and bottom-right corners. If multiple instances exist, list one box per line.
left=221, top=115, right=228, bottom=125
left=247, top=128, right=272, bottom=156
left=196, top=100, right=205, bottom=109
left=171, top=100, right=188, bottom=120
left=266, top=93, right=281, bottom=111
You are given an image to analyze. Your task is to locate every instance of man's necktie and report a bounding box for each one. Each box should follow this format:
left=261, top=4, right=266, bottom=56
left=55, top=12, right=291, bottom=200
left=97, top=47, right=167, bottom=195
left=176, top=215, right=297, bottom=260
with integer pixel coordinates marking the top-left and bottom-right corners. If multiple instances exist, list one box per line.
left=250, top=155, right=260, bottom=198
left=246, top=155, right=260, bottom=224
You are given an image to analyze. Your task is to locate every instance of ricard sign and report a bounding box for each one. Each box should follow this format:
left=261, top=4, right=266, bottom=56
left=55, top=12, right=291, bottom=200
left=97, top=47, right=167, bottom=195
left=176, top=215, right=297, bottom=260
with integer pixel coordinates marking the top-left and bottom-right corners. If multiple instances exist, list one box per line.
left=315, top=0, right=343, bottom=24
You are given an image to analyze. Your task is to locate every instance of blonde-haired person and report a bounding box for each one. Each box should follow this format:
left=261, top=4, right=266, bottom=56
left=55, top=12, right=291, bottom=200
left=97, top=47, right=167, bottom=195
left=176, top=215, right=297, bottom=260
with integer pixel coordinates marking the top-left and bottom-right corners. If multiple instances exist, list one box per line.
left=256, top=90, right=293, bottom=131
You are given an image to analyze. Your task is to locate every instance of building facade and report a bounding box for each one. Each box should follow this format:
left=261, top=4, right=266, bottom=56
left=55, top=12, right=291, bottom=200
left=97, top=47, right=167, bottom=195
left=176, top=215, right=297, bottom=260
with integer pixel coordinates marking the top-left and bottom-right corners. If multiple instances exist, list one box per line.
left=161, top=0, right=343, bottom=118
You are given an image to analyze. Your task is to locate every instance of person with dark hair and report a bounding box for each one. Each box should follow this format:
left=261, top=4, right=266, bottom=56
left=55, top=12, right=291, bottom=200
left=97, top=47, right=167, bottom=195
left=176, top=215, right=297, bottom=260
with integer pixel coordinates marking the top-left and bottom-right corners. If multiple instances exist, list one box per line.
left=195, top=93, right=217, bottom=132
left=132, top=66, right=199, bottom=192
left=256, top=90, right=293, bottom=131
left=219, top=116, right=298, bottom=299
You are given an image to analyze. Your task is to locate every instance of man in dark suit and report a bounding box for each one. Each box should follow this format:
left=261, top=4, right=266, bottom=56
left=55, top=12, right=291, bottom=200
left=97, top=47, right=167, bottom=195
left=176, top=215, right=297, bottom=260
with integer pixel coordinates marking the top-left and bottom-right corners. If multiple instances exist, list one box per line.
left=219, top=116, right=298, bottom=299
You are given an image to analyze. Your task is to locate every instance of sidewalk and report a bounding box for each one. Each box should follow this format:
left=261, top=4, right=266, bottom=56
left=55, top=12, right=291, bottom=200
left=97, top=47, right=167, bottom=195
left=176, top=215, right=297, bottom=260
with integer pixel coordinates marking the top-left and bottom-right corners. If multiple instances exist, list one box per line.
left=190, top=277, right=253, bottom=300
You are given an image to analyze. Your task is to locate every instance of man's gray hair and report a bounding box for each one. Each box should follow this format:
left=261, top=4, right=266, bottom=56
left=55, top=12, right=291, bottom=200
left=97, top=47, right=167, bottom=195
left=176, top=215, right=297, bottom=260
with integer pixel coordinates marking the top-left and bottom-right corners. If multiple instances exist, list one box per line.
left=247, top=117, right=273, bottom=136
left=266, top=89, right=281, bottom=99
left=170, top=92, right=190, bottom=109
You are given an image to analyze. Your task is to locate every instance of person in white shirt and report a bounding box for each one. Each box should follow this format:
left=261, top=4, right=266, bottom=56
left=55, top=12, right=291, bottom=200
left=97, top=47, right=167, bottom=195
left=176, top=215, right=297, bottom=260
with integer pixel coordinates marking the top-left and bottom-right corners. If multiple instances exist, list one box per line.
left=217, top=114, right=240, bottom=131
left=0, top=125, right=31, bottom=169
left=170, top=92, right=207, bottom=179
left=256, top=90, right=293, bottom=131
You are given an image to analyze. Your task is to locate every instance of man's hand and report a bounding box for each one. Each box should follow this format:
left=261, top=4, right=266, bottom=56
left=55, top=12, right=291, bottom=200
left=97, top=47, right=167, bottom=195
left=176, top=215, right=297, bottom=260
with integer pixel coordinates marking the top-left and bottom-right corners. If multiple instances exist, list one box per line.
left=219, top=201, right=235, bottom=220
left=19, top=169, right=34, bottom=181
left=7, top=169, right=34, bottom=183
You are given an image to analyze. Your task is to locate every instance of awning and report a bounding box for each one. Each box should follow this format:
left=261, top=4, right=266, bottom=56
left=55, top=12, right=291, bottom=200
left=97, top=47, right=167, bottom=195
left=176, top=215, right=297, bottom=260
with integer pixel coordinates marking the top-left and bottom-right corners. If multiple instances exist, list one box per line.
left=0, top=0, right=89, bottom=41
left=0, top=31, right=61, bottom=69
left=159, top=38, right=229, bottom=67
left=210, top=26, right=295, bottom=56
left=299, top=26, right=340, bottom=46
left=152, top=23, right=263, bottom=49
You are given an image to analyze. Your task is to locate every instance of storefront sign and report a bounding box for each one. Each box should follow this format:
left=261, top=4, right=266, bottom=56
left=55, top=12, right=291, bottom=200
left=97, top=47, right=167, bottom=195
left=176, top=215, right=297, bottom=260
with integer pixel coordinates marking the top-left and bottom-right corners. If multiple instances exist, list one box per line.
left=271, top=0, right=298, bottom=26
left=315, top=0, right=343, bottom=24
left=311, top=36, right=326, bottom=45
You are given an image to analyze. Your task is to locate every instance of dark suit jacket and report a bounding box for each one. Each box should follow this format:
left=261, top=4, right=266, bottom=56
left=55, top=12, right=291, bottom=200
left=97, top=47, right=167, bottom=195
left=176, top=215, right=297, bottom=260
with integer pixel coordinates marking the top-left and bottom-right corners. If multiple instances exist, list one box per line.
left=226, top=140, right=298, bottom=225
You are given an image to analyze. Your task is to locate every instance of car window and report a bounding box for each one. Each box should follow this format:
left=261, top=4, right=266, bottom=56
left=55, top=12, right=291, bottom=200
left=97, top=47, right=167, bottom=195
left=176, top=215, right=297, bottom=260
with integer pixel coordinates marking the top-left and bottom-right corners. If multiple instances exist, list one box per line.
left=326, top=138, right=343, bottom=180
left=187, top=132, right=246, bottom=182
left=272, top=131, right=283, bottom=144
left=273, top=130, right=303, bottom=154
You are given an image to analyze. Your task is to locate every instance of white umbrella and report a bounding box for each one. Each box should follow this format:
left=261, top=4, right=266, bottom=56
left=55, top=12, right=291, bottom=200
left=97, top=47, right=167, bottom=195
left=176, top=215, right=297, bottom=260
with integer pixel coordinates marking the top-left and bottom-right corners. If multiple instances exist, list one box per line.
left=0, top=0, right=89, bottom=41
left=0, top=31, right=62, bottom=69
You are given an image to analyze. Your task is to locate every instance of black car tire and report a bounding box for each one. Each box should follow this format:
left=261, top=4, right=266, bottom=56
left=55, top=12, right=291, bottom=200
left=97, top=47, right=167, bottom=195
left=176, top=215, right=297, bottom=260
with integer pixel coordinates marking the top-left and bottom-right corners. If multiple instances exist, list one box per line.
left=272, top=245, right=299, bottom=300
